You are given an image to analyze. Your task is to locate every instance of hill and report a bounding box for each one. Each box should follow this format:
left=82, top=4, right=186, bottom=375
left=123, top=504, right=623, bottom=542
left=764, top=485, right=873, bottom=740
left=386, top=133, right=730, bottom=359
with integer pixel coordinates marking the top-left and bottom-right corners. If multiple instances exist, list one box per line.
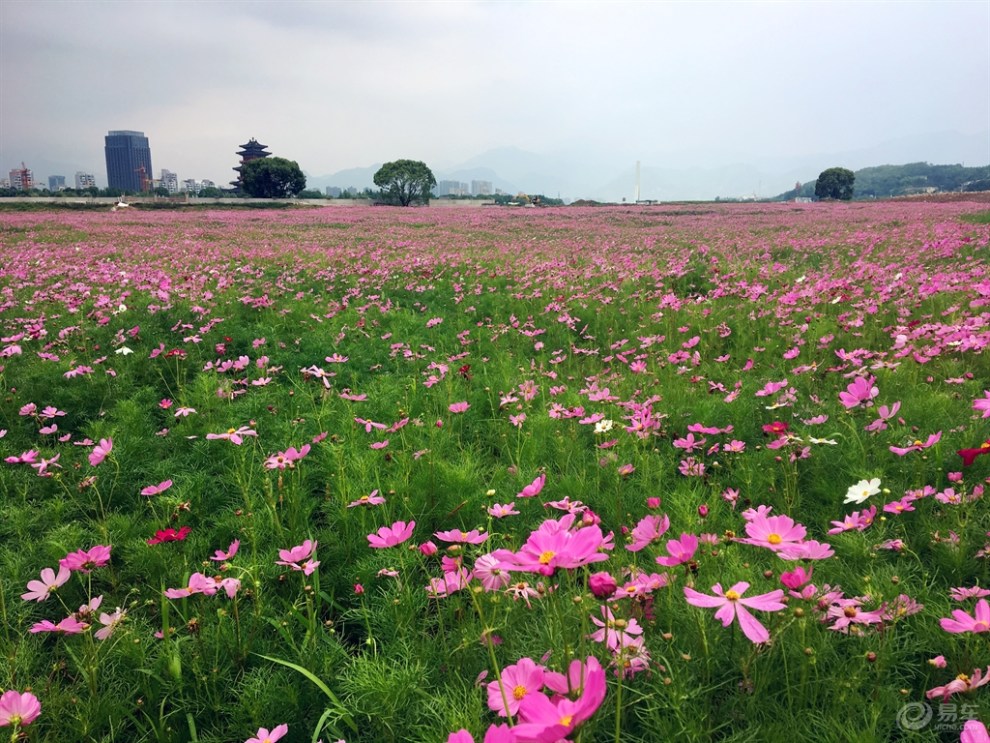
left=774, top=162, right=990, bottom=200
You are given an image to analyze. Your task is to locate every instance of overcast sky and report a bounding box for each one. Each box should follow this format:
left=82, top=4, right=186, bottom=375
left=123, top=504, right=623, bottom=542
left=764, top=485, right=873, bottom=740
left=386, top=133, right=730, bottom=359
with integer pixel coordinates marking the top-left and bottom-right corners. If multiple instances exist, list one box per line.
left=2, top=0, right=988, bottom=194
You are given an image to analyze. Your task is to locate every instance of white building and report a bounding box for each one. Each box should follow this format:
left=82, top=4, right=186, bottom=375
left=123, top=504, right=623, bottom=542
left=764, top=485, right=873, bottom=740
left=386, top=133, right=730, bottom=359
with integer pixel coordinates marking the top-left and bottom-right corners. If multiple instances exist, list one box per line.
left=75, top=172, right=97, bottom=189
left=471, top=180, right=493, bottom=196
left=161, top=169, right=179, bottom=194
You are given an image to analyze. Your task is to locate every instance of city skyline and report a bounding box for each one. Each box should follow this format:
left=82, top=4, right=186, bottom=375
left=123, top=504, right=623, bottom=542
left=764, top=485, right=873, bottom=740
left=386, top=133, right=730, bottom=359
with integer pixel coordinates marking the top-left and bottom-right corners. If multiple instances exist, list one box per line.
left=1, top=1, right=987, bottom=200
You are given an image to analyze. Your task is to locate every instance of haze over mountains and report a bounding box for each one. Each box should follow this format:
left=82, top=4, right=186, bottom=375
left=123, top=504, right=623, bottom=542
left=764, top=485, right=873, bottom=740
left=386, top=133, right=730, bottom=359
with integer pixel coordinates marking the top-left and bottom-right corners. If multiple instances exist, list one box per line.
left=308, top=129, right=990, bottom=202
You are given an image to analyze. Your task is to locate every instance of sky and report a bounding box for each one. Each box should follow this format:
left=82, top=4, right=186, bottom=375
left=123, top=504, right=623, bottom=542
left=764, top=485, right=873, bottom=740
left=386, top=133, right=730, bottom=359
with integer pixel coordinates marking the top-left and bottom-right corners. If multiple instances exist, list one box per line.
left=2, top=0, right=988, bottom=199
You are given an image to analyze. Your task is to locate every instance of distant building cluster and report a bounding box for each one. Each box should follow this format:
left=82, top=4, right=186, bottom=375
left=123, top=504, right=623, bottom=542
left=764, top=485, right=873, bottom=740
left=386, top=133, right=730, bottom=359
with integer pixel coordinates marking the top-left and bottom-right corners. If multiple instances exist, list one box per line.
left=433, top=179, right=492, bottom=197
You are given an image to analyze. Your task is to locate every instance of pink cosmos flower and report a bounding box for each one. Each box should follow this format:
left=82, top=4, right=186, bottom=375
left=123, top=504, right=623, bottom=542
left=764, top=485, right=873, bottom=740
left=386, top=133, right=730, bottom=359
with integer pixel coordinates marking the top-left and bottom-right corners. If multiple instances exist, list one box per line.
left=140, top=479, right=173, bottom=496
left=777, top=540, right=834, bottom=561
left=30, top=615, right=89, bottom=635
left=448, top=724, right=516, bottom=743
left=939, top=598, right=990, bottom=634
left=973, top=390, right=990, bottom=419
left=348, top=490, right=386, bottom=508
left=0, top=690, right=41, bottom=727
left=926, top=666, right=990, bottom=701
left=164, top=572, right=220, bottom=599
left=264, top=444, right=311, bottom=470
left=512, top=656, right=606, bottom=741
left=474, top=553, right=512, bottom=591
left=961, top=720, right=990, bottom=743
left=487, top=657, right=545, bottom=717
left=449, top=401, right=470, bottom=414
left=950, top=586, right=990, bottom=601
left=94, top=607, right=126, bottom=640
left=60, top=545, right=111, bottom=573
left=488, top=502, right=519, bottom=518
left=21, top=566, right=71, bottom=602
left=245, top=724, right=288, bottom=743
left=205, top=426, right=258, bottom=445
left=210, top=540, right=240, bottom=561
left=826, top=598, right=885, bottom=633
left=655, top=533, right=699, bottom=567
left=435, top=529, right=489, bottom=545
left=889, top=431, right=941, bottom=456
left=89, top=437, right=113, bottom=466
left=503, top=514, right=609, bottom=576
left=827, top=505, right=877, bottom=535
left=684, top=582, right=787, bottom=644
left=625, top=514, right=670, bottom=552
left=838, top=375, right=878, bottom=409
left=738, top=512, right=807, bottom=551
left=276, top=540, right=319, bottom=575
left=367, top=521, right=416, bottom=548
left=517, top=474, right=546, bottom=498
left=588, top=606, right=643, bottom=651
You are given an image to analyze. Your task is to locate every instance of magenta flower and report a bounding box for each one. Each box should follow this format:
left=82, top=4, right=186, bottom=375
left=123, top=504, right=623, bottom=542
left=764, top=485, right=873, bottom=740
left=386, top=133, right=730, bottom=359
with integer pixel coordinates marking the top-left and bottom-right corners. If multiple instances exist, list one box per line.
left=264, top=444, right=310, bottom=470
left=625, top=514, right=670, bottom=552
left=973, top=390, right=990, bottom=418
left=276, top=540, right=319, bottom=574
left=939, top=598, right=990, bottom=634
left=348, top=489, right=386, bottom=508
left=435, top=528, right=489, bottom=545
left=487, top=657, right=545, bottom=717
left=164, top=572, right=219, bottom=598
left=29, top=615, right=90, bottom=635
left=449, top=401, right=470, bottom=414
left=838, top=375, right=878, bottom=409
left=474, top=553, right=512, bottom=591
left=140, top=479, right=173, bottom=496
left=59, top=544, right=111, bottom=573
left=21, top=565, right=71, bottom=602
left=367, top=521, right=416, bottom=548
left=88, top=437, right=113, bottom=466
left=488, top=502, right=519, bottom=518
left=504, top=514, right=609, bottom=576
left=889, top=431, right=941, bottom=456
left=926, top=666, right=990, bottom=701
left=245, top=724, right=288, bottom=743
left=147, top=526, right=191, bottom=545
left=739, top=512, right=806, bottom=551
left=512, top=656, right=606, bottom=741
left=587, top=571, right=618, bottom=599
left=655, top=533, right=699, bottom=567
left=210, top=540, right=240, bottom=561
left=0, top=690, right=41, bottom=727
left=517, top=473, right=546, bottom=499
left=684, top=582, right=786, bottom=644
left=448, top=725, right=516, bottom=743
left=962, top=720, right=990, bottom=743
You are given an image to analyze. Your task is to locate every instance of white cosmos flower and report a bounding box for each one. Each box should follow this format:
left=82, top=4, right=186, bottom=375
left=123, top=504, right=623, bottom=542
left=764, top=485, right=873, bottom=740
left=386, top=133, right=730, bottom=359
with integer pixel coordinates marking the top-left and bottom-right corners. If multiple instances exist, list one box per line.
left=844, top=478, right=881, bottom=505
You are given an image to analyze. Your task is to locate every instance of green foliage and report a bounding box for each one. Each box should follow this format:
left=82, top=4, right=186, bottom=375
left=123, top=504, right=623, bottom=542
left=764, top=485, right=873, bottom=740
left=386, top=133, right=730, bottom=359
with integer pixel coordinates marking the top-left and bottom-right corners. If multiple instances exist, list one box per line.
left=814, top=167, right=855, bottom=200
left=240, top=157, right=307, bottom=198
left=373, top=160, right=436, bottom=206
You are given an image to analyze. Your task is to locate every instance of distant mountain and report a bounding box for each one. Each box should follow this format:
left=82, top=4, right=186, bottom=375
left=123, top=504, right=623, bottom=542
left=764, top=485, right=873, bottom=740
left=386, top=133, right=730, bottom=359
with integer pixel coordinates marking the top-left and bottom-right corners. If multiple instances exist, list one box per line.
left=305, top=164, right=381, bottom=192
left=772, top=162, right=990, bottom=201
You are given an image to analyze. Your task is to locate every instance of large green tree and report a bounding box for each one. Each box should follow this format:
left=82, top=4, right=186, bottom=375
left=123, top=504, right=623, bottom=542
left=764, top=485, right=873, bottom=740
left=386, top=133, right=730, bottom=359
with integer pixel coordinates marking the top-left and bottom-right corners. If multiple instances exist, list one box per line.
left=373, top=160, right=436, bottom=206
left=240, top=157, right=306, bottom=198
left=814, top=167, right=855, bottom=201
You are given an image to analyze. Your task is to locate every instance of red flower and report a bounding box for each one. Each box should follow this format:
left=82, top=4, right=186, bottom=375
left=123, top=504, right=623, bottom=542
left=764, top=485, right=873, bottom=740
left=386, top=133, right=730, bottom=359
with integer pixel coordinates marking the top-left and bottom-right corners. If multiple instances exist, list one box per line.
left=958, top=440, right=990, bottom=467
left=147, top=526, right=191, bottom=545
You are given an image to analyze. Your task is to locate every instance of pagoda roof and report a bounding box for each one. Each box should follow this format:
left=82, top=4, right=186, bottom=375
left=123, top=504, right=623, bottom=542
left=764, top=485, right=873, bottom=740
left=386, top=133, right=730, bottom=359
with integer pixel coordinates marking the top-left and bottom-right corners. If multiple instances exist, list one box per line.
left=236, top=138, right=270, bottom=156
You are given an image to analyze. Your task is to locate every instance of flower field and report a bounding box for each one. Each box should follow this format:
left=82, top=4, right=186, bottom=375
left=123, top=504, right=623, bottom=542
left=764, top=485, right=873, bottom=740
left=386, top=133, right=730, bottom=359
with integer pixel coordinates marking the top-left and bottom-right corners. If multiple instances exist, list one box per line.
left=1, top=201, right=989, bottom=742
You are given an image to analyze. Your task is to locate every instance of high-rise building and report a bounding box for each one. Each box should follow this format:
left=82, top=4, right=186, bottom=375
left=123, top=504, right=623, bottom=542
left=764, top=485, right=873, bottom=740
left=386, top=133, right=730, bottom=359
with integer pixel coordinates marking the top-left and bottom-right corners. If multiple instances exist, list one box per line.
left=75, top=171, right=97, bottom=190
left=9, top=163, right=34, bottom=191
left=48, top=175, right=66, bottom=191
left=105, top=130, right=153, bottom=193
left=471, top=180, right=493, bottom=196
left=160, top=169, right=179, bottom=194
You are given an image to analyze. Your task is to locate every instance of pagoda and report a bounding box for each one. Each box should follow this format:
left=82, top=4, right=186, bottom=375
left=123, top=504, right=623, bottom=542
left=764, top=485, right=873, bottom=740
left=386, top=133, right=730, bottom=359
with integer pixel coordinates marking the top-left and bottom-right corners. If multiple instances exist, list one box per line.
left=231, top=138, right=271, bottom=190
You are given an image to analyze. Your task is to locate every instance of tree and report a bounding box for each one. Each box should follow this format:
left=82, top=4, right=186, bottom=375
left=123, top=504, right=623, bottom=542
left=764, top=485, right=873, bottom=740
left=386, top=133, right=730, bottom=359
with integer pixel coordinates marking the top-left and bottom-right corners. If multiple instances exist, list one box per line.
left=240, top=157, right=306, bottom=198
left=373, top=160, right=436, bottom=206
left=815, top=167, right=855, bottom=201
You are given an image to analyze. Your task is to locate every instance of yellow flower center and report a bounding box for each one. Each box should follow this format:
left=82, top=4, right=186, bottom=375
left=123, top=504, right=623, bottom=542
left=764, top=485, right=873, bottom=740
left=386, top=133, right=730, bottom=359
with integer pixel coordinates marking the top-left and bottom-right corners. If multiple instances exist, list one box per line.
left=982, top=442, right=990, bottom=450
left=957, top=673, right=971, bottom=684
left=9, top=715, right=22, bottom=725
left=559, top=714, right=574, bottom=727
left=767, top=534, right=782, bottom=545
left=976, top=621, right=989, bottom=631
left=227, top=427, right=237, bottom=435
left=844, top=607, right=858, bottom=618
left=513, top=685, right=527, bottom=700
left=913, top=440, right=922, bottom=447
left=539, top=550, right=555, bottom=564
left=724, top=590, right=741, bottom=601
